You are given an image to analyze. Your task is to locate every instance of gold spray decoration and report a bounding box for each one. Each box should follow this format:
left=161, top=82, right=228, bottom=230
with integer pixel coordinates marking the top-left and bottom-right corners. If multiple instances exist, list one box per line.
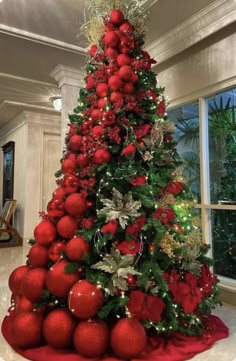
left=81, top=0, right=148, bottom=46
left=98, top=188, right=142, bottom=228
left=91, top=246, right=141, bottom=294
left=158, top=193, right=176, bottom=208
left=159, top=232, right=181, bottom=258
left=143, top=120, right=176, bottom=151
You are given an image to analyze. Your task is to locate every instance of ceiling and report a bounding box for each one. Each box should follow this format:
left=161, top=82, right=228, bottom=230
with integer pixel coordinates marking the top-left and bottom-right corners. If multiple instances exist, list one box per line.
left=0, top=0, right=234, bottom=128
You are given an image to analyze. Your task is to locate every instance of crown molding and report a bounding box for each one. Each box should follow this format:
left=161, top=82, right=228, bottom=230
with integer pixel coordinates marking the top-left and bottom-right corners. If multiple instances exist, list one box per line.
left=147, top=0, right=236, bottom=64
left=0, top=23, right=87, bottom=55
left=0, top=72, right=59, bottom=88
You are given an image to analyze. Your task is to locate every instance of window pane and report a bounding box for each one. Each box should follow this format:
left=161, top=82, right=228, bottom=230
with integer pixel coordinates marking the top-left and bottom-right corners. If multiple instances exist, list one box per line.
left=168, top=102, right=200, bottom=202
left=212, top=209, right=236, bottom=279
left=207, top=88, right=236, bottom=203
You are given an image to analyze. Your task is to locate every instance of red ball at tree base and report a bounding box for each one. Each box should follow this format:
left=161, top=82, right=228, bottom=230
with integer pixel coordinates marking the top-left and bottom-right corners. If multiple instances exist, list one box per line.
left=34, top=220, right=56, bottom=246
left=15, top=295, right=34, bottom=314
left=12, top=312, right=43, bottom=348
left=8, top=265, right=29, bottom=295
left=69, top=134, right=82, bottom=152
left=93, top=149, right=111, bottom=165
left=64, top=193, right=88, bottom=217
left=28, top=243, right=49, bottom=268
left=56, top=215, right=77, bottom=239
left=111, top=318, right=147, bottom=359
left=96, top=83, right=109, bottom=98
left=46, top=260, right=79, bottom=298
left=21, top=268, right=47, bottom=303
left=65, top=236, right=90, bottom=262
left=110, top=9, right=125, bottom=26
left=73, top=318, right=109, bottom=357
left=68, top=280, right=104, bottom=319
left=43, top=309, right=77, bottom=348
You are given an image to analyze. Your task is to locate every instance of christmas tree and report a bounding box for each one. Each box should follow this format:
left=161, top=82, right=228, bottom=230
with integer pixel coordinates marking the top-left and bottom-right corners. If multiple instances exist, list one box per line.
left=2, top=1, right=228, bottom=360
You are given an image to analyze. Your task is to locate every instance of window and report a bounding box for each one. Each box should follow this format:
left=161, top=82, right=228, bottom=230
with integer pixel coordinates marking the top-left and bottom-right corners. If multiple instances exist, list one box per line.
left=168, top=86, right=236, bottom=281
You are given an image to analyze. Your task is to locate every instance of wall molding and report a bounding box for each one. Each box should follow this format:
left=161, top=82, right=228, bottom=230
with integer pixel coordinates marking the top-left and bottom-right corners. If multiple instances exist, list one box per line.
left=147, top=0, right=236, bottom=64
left=0, top=72, right=59, bottom=88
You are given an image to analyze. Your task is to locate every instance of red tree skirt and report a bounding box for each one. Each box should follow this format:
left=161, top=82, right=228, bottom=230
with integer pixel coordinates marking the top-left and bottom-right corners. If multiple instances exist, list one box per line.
left=2, top=311, right=228, bottom=361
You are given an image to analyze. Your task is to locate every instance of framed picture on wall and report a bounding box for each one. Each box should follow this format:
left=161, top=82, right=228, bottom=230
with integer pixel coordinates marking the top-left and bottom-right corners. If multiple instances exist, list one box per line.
left=2, top=141, right=15, bottom=206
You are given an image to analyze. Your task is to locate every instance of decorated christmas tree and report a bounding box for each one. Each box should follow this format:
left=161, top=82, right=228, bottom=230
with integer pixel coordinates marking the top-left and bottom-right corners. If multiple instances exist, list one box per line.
left=2, top=1, right=228, bottom=360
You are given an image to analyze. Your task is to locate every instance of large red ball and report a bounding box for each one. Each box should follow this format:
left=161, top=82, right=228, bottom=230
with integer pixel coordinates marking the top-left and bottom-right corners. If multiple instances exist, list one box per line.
left=123, top=82, right=134, bottom=94
left=108, top=75, right=123, bottom=91
left=74, top=319, right=109, bottom=357
left=46, top=260, right=79, bottom=298
left=104, top=31, right=120, bottom=48
left=111, top=318, right=147, bottom=359
left=69, top=134, right=82, bottom=152
left=91, top=108, right=102, bottom=121
left=53, top=187, right=65, bottom=199
left=117, top=54, right=131, bottom=67
left=8, top=265, right=29, bottom=295
left=48, top=241, right=66, bottom=262
left=105, top=47, right=118, bottom=60
left=68, top=280, right=104, bottom=319
left=93, top=149, right=111, bottom=165
left=119, top=65, right=134, bottom=81
left=15, top=295, right=34, bottom=314
left=28, top=244, right=49, bottom=268
left=76, top=153, right=89, bottom=168
left=110, top=9, right=125, bottom=26
left=34, top=220, right=56, bottom=246
left=56, top=215, right=77, bottom=239
left=43, top=309, right=77, bottom=348
left=12, top=312, right=42, bottom=348
left=64, top=193, right=88, bottom=217
left=110, top=92, right=123, bottom=103
left=61, top=158, right=77, bottom=174
left=96, top=83, right=109, bottom=98
left=65, top=236, right=90, bottom=262
left=91, top=125, right=105, bottom=139
left=120, top=21, right=133, bottom=33
left=21, top=268, right=47, bottom=303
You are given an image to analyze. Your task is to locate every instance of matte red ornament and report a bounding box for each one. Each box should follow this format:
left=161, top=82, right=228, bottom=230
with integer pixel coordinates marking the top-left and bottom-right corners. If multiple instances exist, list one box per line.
left=89, top=44, right=98, bottom=57
left=28, top=244, right=49, bottom=268
left=62, top=174, right=79, bottom=194
left=73, top=318, right=109, bottom=357
left=46, top=260, right=80, bottom=298
left=108, top=75, right=123, bottom=91
left=123, top=82, right=134, bottom=94
left=65, top=236, right=90, bottom=262
left=111, top=318, right=147, bottom=359
left=76, top=153, right=89, bottom=168
left=43, top=309, right=77, bottom=348
left=8, top=265, right=29, bottom=295
left=56, top=215, right=77, bottom=239
left=91, top=125, right=105, bottom=139
left=34, top=220, right=56, bottom=246
left=69, top=134, right=82, bottom=152
left=68, top=280, right=104, bottom=319
left=96, top=83, right=109, bottom=98
left=93, top=148, right=111, bottom=165
left=117, top=54, right=131, bottom=67
left=61, top=158, right=77, bottom=174
left=15, top=296, right=34, bottom=314
left=103, top=31, right=120, bottom=48
left=21, top=268, right=47, bottom=303
left=52, top=186, right=65, bottom=199
left=47, top=198, right=65, bottom=219
left=118, top=65, right=134, bottom=81
left=11, top=312, right=43, bottom=348
left=110, top=91, right=123, bottom=103
left=48, top=241, right=66, bottom=262
left=110, top=9, right=125, bottom=26
left=64, top=193, right=88, bottom=217
left=120, top=21, right=133, bottom=33
left=97, top=98, right=109, bottom=109
left=91, top=108, right=102, bottom=121
left=105, top=47, right=118, bottom=59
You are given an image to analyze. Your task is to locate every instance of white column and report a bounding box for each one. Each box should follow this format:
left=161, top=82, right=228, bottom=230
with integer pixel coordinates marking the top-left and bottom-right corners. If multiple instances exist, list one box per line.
left=50, top=65, right=85, bottom=152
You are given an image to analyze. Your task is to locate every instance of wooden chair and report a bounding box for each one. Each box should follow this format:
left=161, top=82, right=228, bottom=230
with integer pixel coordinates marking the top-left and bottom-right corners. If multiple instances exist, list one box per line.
left=0, top=199, right=23, bottom=247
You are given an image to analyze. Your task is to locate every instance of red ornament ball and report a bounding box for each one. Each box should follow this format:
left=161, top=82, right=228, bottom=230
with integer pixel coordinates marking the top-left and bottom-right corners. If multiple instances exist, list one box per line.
left=53, top=186, right=65, bottom=199
left=108, top=75, right=123, bottom=91
left=91, top=108, right=102, bottom=121
left=62, top=174, right=79, bottom=194
left=119, top=21, right=133, bottom=33
left=119, top=65, right=134, bottom=81
left=123, top=82, right=134, bottom=94
left=28, top=244, right=49, bottom=268
left=96, top=83, right=109, bottom=98
left=61, top=158, right=77, bottom=174
left=46, top=260, right=79, bottom=298
left=103, top=31, right=120, bottom=48
left=56, top=215, right=77, bottom=239
left=43, top=309, right=77, bottom=348
left=74, top=318, right=109, bottom=357
left=48, top=241, right=66, bottom=262
left=110, top=91, right=123, bottom=103
left=111, top=318, right=147, bottom=359
left=91, top=125, right=105, bottom=139
left=110, top=9, right=125, bottom=26
left=34, top=220, right=56, bottom=246
left=21, top=268, right=47, bottom=303
left=8, top=265, right=29, bottom=295
left=97, top=97, right=109, bottom=109
left=69, top=134, right=82, bottom=152
left=47, top=198, right=65, bottom=219
left=93, top=148, right=111, bottom=165
left=15, top=296, right=34, bottom=314
left=105, top=47, right=118, bottom=60
left=66, top=236, right=90, bottom=262
left=68, top=280, right=104, bottom=319
left=76, top=153, right=89, bottom=168
left=12, top=312, right=43, bottom=348
left=64, top=193, right=88, bottom=217
left=117, top=54, right=131, bottom=67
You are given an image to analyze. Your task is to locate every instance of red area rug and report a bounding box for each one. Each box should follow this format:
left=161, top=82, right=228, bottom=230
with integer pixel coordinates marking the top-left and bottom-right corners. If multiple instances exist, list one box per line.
left=2, top=310, right=228, bottom=361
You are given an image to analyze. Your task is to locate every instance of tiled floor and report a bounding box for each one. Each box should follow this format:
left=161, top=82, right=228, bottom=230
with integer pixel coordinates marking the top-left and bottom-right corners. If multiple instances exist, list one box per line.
left=0, top=245, right=236, bottom=361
